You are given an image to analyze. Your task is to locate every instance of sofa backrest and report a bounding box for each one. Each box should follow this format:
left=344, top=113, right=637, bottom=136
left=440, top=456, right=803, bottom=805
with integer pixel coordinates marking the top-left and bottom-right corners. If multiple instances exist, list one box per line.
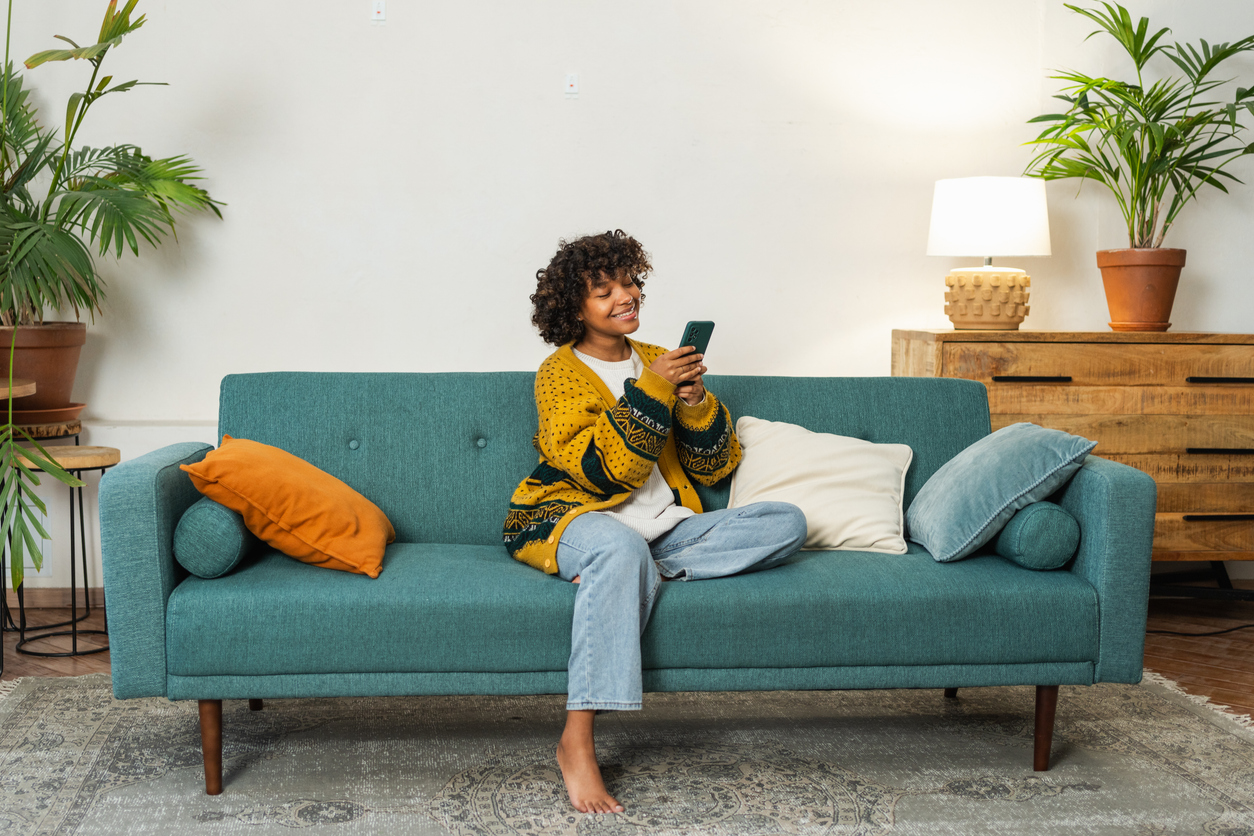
left=219, top=372, right=989, bottom=547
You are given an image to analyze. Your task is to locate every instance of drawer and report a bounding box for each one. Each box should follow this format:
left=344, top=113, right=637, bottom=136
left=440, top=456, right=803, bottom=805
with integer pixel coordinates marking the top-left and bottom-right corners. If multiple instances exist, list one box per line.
left=1103, top=453, right=1254, bottom=482
left=991, top=414, right=1254, bottom=454
left=943, top=342, right=1254, bottom=385
left=1153, top=513, right=1254, bottom=552
left=986, top=384, right=1254, bottom=415
left=1154, top=483, right=1254, bottom=513
left=1102, top=453, right=1254, bottom=512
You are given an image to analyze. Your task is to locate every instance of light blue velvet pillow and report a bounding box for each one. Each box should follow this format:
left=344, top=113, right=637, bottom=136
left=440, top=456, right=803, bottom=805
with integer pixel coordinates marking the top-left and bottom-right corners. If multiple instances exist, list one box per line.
left=906, top=422, right=1096, bottom=563
left=994, top=501, right=1081, bottom=570
left=173, top=497, right=260, bottom=579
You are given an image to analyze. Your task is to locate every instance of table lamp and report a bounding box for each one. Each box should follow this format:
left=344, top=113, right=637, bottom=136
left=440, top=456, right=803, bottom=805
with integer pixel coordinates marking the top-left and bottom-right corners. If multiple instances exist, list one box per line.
left=927, top=176, right=1051, bottom=330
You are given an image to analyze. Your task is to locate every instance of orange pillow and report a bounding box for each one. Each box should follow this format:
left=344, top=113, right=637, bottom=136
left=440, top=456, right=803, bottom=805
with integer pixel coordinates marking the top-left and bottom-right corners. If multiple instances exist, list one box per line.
left=180, top=436, right=395, bottom=578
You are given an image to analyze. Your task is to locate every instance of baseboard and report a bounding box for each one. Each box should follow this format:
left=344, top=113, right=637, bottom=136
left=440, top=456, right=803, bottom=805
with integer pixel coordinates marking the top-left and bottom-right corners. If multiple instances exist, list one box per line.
left=5, top=587, right=105, bottom=609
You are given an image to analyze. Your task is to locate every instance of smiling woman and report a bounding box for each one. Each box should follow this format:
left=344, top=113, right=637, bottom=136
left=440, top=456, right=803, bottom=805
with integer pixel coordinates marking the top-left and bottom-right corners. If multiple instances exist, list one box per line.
left=502, top=229, right=808, bottom=814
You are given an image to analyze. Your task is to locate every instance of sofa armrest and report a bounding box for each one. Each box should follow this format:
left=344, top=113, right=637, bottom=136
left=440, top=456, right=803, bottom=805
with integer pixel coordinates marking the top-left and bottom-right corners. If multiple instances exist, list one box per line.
left=1057, top=454, right=1157, bottom=684
left=100, top=442, right=213, bottom=699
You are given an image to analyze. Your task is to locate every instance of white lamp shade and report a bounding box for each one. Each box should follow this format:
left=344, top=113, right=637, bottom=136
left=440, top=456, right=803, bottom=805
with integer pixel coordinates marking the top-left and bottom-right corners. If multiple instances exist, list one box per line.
left=926, top=177, right=1051, bottom=257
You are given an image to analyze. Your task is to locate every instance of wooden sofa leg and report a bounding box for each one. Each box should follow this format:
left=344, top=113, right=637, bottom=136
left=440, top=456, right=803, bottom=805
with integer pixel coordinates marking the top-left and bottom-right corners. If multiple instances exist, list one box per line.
left=943, top=688, right=958, bottom=698
left=199, top=699, right=224, bottom=795
left=249, top=699, right=264, bottom=711
left=1034, top=685, right=1059, bottom=771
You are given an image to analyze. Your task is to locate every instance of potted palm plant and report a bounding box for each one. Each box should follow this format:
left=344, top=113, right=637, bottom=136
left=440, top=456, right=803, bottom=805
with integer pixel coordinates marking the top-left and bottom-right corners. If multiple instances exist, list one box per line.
left=1, top=1, right=219, bottom=642
left=1025, top=2, right=1254, bottom=331
left=1, top=0, right=221, bottom=420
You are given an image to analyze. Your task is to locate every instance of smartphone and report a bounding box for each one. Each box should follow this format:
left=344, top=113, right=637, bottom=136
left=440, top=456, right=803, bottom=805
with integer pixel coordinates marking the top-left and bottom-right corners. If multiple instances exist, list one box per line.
left=678, top=321, right=715, bottom=357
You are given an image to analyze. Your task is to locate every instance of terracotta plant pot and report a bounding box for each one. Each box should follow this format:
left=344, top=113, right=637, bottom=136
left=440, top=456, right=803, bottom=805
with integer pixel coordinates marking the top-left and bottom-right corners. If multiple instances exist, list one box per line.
left=0, top=322, right=87, bottom=418
left=1095, top=248, right=1186, bottom=332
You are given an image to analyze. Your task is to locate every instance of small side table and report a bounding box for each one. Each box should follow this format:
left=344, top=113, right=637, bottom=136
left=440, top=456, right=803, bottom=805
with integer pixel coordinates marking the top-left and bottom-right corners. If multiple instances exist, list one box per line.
left=11, top=445, right=120, bottom=657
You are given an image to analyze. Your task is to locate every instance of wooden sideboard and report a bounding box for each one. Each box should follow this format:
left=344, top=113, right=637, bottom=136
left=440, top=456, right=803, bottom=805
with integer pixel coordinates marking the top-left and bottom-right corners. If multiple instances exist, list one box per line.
left=891, top=330, right=1254, bottom=563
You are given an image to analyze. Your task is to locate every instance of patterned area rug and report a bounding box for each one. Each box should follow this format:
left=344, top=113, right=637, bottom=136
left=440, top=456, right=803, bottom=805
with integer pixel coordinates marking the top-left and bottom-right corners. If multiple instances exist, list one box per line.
left=2, top=674, right=1253, bottom=835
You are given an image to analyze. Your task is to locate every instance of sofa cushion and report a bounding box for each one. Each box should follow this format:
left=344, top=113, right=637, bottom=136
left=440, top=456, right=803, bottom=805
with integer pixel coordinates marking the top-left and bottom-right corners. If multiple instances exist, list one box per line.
left=173, top=497, right=258, bottom=579
left=906, top=422, right=1096, bottom=563
left=165, top=542, right=1099, bottom=677
left=728, top=416, right=912, bottom=552
left=179, top=435, right=396, bottom=578
left=994, top=501, right=1081, bottom=570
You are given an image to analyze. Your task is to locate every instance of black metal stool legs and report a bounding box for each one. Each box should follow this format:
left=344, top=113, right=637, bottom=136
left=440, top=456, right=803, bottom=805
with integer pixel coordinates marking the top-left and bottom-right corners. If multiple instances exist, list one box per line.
left=16, top=471, right=108, bottom=658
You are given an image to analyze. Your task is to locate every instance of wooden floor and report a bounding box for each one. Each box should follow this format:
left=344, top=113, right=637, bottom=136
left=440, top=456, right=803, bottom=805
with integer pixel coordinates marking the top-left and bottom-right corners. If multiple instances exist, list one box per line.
left=1143, top=591, right=1254, bottom=718
left=2, top=607, right=111, bottom=680
left=4, top=598, right=1254, bottom=719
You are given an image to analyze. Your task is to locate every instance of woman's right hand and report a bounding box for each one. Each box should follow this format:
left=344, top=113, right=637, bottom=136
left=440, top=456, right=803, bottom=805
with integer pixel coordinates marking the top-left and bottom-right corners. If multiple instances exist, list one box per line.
left=649, top=346, right=706, bottom=388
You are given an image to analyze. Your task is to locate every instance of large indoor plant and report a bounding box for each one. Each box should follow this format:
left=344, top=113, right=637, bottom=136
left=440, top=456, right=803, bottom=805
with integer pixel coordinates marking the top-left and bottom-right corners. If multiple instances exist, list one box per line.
left=1025, top=1, right=1254, bottom=330
left=0, top=0, right=221, bottom=419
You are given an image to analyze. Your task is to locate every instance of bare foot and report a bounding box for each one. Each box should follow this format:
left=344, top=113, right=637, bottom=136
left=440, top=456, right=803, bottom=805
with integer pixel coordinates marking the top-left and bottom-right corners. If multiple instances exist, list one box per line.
left=556, top=716, right=623, bottom=814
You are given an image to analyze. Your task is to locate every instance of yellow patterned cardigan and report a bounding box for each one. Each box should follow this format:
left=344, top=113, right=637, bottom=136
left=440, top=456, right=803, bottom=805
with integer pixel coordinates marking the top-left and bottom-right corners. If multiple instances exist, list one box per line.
left=503, top=339, right=742, bottom=574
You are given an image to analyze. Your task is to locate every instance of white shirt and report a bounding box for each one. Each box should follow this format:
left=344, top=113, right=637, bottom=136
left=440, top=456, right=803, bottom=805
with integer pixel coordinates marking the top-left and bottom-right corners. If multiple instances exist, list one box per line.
left=573, top=347, right=695, bottom=542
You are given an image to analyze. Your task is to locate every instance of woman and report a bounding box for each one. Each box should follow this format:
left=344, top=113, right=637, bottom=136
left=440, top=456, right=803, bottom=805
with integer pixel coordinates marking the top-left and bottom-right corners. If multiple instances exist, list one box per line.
left=503, top=230, right=806, bottom=814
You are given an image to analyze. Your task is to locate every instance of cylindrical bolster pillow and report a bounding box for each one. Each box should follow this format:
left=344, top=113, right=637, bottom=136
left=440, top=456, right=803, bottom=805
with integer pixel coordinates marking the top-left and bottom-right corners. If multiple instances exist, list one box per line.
left=993, top=501, right=1081, bottom=570
left=173, top=497, right=259, bottom=578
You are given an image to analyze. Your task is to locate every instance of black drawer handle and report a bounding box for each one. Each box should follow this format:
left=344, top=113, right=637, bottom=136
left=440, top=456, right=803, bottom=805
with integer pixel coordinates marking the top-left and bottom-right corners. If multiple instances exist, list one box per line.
left=1187, top=448, right=1254, bottom=455
left=1186, top=377, right=1254, bottom=384
left=1183, top=514, right=1254, bottom=522
left=991, top=375, right=1073, bottom=383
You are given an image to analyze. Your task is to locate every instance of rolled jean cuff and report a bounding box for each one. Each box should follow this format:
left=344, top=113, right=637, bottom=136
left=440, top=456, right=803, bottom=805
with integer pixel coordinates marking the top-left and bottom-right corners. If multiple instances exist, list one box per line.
left=566, top=700, right=642, bottom=712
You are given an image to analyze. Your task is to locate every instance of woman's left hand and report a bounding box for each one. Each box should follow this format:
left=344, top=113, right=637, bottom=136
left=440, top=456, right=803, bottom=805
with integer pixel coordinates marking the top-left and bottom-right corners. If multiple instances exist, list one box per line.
left=676, top=369, right=706, bottom=406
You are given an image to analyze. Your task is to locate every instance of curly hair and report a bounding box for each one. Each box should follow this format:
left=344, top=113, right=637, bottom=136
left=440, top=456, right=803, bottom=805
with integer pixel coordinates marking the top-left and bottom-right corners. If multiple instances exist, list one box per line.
left=531, top=229, right=652, bottom=346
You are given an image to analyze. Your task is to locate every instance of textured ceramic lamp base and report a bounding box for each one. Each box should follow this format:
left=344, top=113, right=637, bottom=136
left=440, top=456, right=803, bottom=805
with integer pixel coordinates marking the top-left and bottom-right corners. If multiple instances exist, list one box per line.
left=944, top=267, right=1031, bottom=330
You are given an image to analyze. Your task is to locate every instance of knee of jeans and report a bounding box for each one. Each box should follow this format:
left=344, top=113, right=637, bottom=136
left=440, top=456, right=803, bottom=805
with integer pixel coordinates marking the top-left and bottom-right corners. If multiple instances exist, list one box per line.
left=587, top=539, right=653, bottom=578
left=769, top=502, right=809, bottom=547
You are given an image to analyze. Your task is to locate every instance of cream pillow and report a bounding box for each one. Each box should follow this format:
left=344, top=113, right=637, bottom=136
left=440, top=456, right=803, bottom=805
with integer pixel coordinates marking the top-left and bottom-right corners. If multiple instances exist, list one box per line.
left=728, top=416, right=913, bottom=553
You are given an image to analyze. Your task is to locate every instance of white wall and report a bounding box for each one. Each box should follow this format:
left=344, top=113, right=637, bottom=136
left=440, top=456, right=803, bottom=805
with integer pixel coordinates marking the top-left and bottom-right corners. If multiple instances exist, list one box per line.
left=6, top=0, right=1253, bottom=590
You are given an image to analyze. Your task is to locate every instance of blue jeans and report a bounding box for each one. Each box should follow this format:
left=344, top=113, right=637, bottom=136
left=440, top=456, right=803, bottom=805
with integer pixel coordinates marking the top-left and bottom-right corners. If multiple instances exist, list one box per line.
left=555, top=502, right=807, bottom=711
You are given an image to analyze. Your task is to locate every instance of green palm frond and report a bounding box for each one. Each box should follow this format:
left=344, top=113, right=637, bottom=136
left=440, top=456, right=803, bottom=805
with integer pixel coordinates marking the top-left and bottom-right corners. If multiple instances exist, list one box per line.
left=59, top=144, right=132, bottom=182
left=54, top=182, right=173, bottom=257
left=24, top=0, right=146, bottom=69
left=0, top=64, right=42, bottom=158
left=114, top=153, right=224, bottom=220
left=1, top=430, right=85, bottom=589
left=1167, top=36, right=1254, bottom=85
left=1065, top=1, right=1172, bottom=73
left=4, top=133, right=56, bottom=203
left=0, top=210, right=99, bottom=322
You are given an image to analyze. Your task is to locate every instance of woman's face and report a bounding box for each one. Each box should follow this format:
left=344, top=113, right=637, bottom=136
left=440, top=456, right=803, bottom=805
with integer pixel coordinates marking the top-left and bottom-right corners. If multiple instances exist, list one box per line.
left=578, top=270, right=640, bottom=342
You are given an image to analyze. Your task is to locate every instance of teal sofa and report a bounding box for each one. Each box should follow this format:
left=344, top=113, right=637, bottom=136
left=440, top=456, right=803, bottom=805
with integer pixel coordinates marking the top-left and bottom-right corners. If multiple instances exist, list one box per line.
left=99, top=372, right=1157, bottom=795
